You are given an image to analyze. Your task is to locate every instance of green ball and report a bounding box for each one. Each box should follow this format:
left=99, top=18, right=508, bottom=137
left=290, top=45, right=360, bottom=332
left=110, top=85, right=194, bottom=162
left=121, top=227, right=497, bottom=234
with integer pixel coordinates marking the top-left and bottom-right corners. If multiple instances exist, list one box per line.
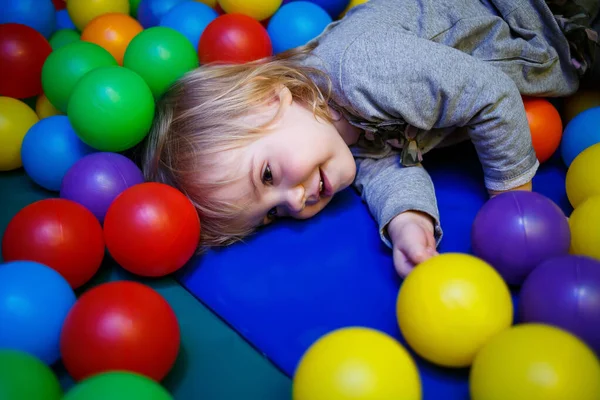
left=49, top=29, right=80, bottom=50
left=129, top=0, right=142, bottom=17
left=67, top=66, right=155, bottom=152
left=41, top=41, right=117, bottom=113
left=123, top=26, right=199, bottom=100
left=0, top=350, right=62, bottom=400
left=63, top=372, right=173, bottom=400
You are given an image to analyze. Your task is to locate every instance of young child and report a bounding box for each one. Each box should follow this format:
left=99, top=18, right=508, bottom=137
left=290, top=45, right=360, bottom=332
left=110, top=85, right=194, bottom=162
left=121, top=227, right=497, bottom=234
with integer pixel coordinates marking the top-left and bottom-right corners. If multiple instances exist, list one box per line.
left=140, top=0, right=598, bottom=277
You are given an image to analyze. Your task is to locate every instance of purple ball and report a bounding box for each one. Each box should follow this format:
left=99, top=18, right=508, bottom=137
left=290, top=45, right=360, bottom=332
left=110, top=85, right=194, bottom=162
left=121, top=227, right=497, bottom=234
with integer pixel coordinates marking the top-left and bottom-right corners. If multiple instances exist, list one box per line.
left=60, top=152, right=145, bottom=223
left=471, top=191, right=570, bottom=285
left=519, top=255, right=600, bottom=355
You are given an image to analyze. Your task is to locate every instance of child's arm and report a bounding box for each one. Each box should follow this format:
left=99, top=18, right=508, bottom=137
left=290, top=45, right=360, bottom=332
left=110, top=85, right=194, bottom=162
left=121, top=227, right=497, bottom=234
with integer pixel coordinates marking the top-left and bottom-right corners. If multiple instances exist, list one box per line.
left=339, top=25, right=539, bottom=193
left=354, top=155, right=442, bottom=276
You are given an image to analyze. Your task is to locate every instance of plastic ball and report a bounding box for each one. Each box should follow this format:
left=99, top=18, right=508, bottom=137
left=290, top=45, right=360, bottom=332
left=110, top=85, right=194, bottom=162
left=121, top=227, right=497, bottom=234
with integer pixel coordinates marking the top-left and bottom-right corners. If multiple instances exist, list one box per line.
left=569, top=195, right=600, bottom=260
left=292, top=327, right=421, bottom=400
left=66, top=0, right=130, bottom=31
left=522, top=97, right=563, bottom=164
left=35, top=93, right=64, bottom=119
left=470, top=324, right=600, bottom=400
left=63, top=372, right=173, bottom=400
left=563, top=89, right=600, bottom=124
left=198, top=0, right=217, bottom=7
left=21, top=116, right=95, bottom=191
left=129, top=0, right=143, bottom=17
left=566, top=143, right=600, bottom=208
left=0, top=23, right=52, bottom=99
left=67, top=66, right=155, bottom=152
left=0, top=97, right=39, bottom=171
left=302, top=0, right=350, bottom=18
left=340, top=0, right=368, bottom=17
left=396, top=253, right=512, bottom=367
left=123, top=26, right=199, bottom=99
left=0, top=260, right=76, bottom=365
left=60, top=152, right=144, bottom=223
left=560, top=106, right=600, bottom=167
left=42, top=40, right=117, bottom=113
left=137, top=0, right=185, bottom=28
left=199, top=13, right=272, bottom=64
left=49, top=29, right=80, bottom=49
left=159, top=1, right=219, bottom=50
left=103, top=182, right=201, bottom=276
left=53, top=0, right=66, bottom=10
left=0, top=350, right=62, bottom=400
left=471, top=191, right=571, bottom=285
left=56, top=8, right=76, bottom=30
left=268, top=2, right=332, bottom=54
left=81, top=13, right=143, bottom=65
left=0, top=0, right=56, bottom=38
left=218, top=0, right=282, bottom=21
left=2, top=198, right=105, bottom=289
left=60, top=281, right=180, bottom=381
left=519, top=255, right=600, bottom=354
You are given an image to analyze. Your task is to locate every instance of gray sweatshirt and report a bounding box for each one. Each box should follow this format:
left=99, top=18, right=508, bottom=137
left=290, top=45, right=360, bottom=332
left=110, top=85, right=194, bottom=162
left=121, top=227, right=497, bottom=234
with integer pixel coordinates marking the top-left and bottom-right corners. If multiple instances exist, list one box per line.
left=301, top=0, right=583, bottom=247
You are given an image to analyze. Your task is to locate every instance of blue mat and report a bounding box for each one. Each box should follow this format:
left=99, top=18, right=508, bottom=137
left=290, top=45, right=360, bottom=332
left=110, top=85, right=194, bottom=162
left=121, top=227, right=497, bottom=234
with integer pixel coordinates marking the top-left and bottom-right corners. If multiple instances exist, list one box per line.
left=177, top=142, right=571, bottom=399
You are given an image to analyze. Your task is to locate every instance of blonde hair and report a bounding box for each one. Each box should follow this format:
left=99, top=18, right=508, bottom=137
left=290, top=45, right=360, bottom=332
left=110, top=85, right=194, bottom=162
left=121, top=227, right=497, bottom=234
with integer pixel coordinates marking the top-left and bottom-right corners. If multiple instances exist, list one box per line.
left=140, top=45, right=333, bottom=250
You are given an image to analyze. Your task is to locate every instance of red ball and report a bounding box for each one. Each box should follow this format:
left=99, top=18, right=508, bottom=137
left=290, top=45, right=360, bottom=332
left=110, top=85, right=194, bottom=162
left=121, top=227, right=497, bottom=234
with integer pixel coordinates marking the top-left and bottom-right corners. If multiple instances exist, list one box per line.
left=103, top=182, right=201, bottom=277
left=522, top=96, right=563, bottom=164
left=198, top=13, right=272, bottom=64
left=1, top=198, right=105, bottom=289
left=60, top=281, right=180, bottom=381
left=52, top=0, right=66, bottom=10
left=0, top=23, right=52, bottom=99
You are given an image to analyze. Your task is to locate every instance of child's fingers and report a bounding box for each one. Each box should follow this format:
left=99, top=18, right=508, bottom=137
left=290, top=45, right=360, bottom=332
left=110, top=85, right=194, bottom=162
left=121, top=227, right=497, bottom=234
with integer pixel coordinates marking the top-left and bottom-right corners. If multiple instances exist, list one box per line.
left=393, top=248, right=415, bottom=278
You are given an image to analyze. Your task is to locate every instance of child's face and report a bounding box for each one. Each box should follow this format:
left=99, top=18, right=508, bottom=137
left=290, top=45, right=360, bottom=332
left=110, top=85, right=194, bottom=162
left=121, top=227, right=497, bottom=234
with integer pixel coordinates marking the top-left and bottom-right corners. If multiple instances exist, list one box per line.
left=216, top=89, right=357, bottom=229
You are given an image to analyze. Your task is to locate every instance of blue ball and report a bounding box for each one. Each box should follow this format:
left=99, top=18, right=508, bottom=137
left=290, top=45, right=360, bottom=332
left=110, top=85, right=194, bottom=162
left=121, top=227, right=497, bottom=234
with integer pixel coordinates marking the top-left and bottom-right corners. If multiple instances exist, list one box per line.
left=268, top=2, right=332, bottom=54
left=21, top=116, right=95, bottom=192
left=560, top=106, right=600, bottom=167
left=56, top=9, right=76, bottom=31
left=137, top=0, right=186, bottom=28
left=0, top=0, right=56, bottom=38
left=0, top=261, right=77, bottom=365
left=160, top=1, right=219, bottom=50
left=301, top=0, right=350, bottom=18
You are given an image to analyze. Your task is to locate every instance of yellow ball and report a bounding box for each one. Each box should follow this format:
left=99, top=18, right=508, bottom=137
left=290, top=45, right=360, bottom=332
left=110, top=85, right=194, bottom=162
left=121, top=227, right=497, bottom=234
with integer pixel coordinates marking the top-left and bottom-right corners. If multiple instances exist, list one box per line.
left=340, top=0, right=369, bottom=18
left=0, top=97, right=39, bottom=171
left=563, top=90, right=600, bottom=124
left=67, top=0, right=130, bottom=31
left=217, top=0, right=282, bottom=21
left=292, top=327, right=421, bottom=400
left=566, top=143, right=600, bottom=208
left=470, top=323, right=600, bottom=400
left=35, top=93, right=65, bottom=120
left=569, top=195, right=600, bottom=260
left=396, top=253, right=513, bottom=368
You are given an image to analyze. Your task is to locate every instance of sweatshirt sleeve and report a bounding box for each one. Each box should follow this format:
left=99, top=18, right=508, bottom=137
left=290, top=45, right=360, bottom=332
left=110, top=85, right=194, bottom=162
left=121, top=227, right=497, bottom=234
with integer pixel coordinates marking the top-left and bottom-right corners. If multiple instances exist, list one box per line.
left=339, top=25, right=539, bottom=191
left=353, top=154, right=443, bottom=249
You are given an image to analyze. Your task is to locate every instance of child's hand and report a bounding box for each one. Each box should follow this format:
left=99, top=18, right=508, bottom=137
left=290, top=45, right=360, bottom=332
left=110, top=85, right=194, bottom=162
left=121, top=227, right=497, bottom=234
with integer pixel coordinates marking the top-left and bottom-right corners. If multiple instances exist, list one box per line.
left=488, top=180, right=532, bottom=197
left=387, top=211, right=438, bottom=278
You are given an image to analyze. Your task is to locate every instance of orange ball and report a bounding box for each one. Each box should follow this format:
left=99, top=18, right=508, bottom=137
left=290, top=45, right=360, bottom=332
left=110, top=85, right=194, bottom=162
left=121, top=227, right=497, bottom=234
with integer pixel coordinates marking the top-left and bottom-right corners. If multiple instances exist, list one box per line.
left=522, top=96, right=563, bottom=164
left=81, top=13, right=143, bottom=65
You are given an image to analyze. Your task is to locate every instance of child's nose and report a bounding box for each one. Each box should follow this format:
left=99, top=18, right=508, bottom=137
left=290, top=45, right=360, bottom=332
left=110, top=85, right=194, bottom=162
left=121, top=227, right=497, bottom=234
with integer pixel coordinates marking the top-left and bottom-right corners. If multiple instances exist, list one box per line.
left=285, top=185, right=306, bottom=213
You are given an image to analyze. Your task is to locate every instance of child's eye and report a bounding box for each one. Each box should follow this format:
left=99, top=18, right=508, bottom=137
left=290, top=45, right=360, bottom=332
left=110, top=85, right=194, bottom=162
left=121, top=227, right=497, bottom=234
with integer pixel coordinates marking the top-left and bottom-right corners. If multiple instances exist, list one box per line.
left=267, top=207, right=278, bottom=218
left=262, top=164, right=273, bottom=184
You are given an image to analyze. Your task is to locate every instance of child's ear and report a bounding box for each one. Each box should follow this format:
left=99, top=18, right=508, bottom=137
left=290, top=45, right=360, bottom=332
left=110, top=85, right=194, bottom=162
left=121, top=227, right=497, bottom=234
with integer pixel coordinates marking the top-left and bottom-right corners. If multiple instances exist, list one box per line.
left=274, top=84, right=293, bottom=106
